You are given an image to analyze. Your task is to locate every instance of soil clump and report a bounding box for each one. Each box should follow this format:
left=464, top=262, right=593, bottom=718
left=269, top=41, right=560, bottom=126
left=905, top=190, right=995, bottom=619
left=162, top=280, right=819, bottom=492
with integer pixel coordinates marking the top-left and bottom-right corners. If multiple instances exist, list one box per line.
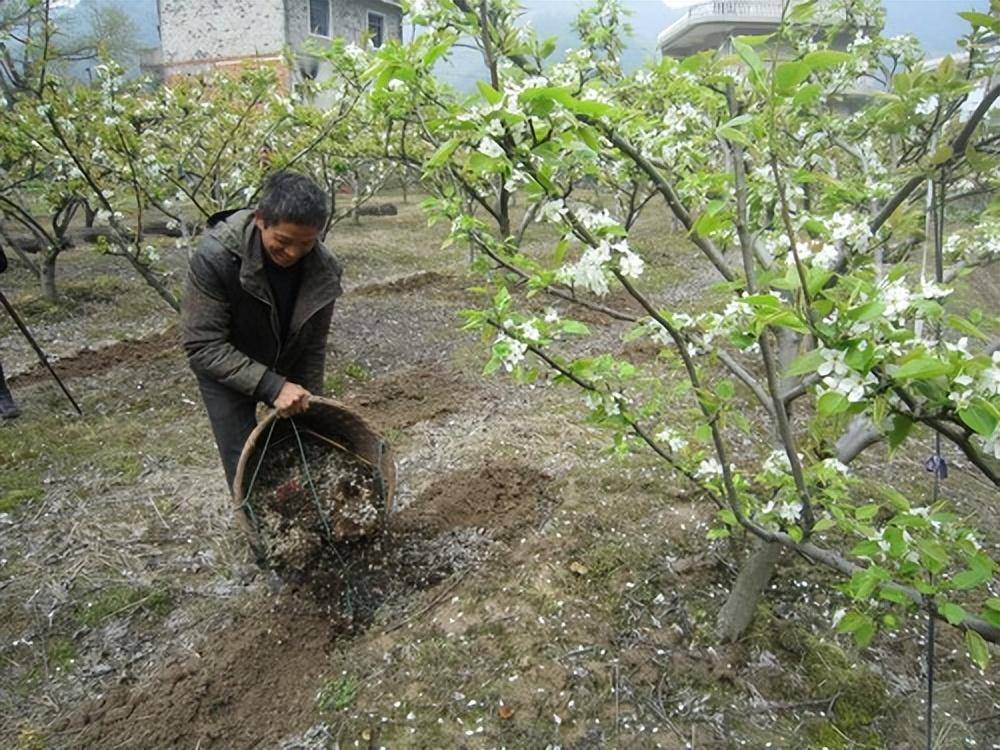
left=54, top=461, right=554, bottom=749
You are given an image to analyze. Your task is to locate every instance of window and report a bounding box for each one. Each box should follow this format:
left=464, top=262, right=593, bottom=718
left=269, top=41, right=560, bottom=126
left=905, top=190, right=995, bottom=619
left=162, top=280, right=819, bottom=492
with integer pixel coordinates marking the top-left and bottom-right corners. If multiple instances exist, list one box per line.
left=309, top=0, right=330, bottom=37
left=367, top=11, right=384, bottom=48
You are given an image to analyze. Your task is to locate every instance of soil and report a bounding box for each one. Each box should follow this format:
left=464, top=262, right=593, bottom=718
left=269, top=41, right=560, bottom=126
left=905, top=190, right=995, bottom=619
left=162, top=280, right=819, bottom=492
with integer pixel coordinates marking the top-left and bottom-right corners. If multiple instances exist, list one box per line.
left=53, top=460, right=552, bottom=750
left=344, top=366, right=477, bottom=432
left=8, top=327, right=179, bottom=385
left=3, top=197, right=997, bottom=750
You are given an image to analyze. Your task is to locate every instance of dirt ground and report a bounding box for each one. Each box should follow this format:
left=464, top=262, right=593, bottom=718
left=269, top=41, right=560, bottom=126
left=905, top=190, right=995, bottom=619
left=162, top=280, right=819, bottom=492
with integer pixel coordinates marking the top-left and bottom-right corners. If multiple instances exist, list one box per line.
left=1, top=197, right=997, bottom=749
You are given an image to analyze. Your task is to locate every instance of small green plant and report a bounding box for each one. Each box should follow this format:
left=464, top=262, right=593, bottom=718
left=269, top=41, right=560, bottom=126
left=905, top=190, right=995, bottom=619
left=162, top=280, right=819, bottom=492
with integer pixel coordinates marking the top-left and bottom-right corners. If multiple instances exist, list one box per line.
left=74, top=585, right=172, bottom=627
left=46, top=637, right=77, bottom=673
left=0, top=470, right=44, bottom=513
left=315, top=674, right=359, bottom=713
left=344, top=360, right=371, bottom=382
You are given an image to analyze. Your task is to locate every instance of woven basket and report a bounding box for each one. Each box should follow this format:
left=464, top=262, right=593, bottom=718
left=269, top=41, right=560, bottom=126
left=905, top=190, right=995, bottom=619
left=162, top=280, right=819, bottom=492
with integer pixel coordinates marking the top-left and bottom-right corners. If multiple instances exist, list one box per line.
left=231, top=397, right=396, bottom=563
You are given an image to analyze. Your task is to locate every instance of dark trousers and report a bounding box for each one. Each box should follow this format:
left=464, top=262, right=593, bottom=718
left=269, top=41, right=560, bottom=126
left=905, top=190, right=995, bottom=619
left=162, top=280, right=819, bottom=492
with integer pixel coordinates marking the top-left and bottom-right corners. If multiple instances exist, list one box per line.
left=197, top=376, right=259, bottom=492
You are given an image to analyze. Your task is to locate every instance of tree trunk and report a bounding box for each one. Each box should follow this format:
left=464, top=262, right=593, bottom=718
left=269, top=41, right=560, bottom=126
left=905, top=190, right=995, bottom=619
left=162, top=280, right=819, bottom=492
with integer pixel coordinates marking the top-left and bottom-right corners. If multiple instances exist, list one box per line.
left=41, top=252, right=57, bottom=301
left=716, top=539, right=782, bottom=642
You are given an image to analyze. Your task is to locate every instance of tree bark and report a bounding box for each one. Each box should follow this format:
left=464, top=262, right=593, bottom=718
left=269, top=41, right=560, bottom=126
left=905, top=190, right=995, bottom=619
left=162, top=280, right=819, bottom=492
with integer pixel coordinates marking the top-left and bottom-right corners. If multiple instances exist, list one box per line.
left=717, top=539, right=782, bottom=642
left=41, top=251, right=57, bottom=301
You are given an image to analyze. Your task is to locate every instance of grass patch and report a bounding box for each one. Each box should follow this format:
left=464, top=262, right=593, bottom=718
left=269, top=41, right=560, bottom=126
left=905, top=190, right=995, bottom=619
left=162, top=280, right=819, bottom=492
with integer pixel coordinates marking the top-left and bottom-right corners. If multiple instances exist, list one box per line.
left=46, top=638, right=77, bottom=673
left=324, top=359, right=372, bottom=395
left=0, top=470, right=43, bottom=513
left=74, top=585, right=173, bottom=628
left=315, top=673, right=359, bottom=713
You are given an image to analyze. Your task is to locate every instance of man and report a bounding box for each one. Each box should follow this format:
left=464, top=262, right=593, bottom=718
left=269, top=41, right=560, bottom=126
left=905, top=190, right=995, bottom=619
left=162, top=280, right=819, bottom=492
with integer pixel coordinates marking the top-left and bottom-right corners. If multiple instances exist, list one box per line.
left=181, top=170, right=342, bottom=490
left=0, top=245, right=21, bottom=419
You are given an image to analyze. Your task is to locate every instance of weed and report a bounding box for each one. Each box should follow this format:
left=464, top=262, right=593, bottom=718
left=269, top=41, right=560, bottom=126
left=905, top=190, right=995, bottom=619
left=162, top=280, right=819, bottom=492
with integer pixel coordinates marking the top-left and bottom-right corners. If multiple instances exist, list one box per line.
left=14, top=723, right=45, bottom=750
left=0, top=470, right=43, bottom=513
left=74, top=585, right=173, bottom=627
left=344, top=360, right=371, bottom=382
left=315, top=674, right=359, bottom=713
left=46, top=638, right=77, bottom=673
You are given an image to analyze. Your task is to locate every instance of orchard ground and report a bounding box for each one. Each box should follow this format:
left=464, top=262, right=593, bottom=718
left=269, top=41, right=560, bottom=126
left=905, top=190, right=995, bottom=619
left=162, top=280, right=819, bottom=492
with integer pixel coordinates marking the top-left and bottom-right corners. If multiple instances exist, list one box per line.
left=1, top=194, right=997, bottom=749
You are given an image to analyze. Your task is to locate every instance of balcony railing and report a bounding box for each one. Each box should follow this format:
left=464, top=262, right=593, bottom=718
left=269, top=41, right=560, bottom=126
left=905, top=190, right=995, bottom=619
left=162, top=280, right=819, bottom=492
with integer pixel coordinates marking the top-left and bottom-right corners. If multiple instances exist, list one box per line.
left=684, top=0, right=784, bottom=20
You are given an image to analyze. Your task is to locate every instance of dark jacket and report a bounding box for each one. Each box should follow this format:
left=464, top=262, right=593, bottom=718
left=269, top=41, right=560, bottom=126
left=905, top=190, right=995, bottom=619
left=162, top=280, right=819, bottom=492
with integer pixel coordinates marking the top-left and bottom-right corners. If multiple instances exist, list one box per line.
left=181, top=209, right=343, bottom=404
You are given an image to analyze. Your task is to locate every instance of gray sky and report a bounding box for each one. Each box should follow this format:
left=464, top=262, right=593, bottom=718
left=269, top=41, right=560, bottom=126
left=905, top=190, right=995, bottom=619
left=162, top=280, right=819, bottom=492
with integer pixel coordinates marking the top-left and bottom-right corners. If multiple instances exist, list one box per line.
left=60, top=0, right=992, bottom=89
left=425, top=0, right=990, bottom=90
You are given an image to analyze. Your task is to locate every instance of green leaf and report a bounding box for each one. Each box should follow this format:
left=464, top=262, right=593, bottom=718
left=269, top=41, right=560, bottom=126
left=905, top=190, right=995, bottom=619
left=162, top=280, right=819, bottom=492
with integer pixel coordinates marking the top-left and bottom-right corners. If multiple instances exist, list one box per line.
left=692, top=207, right=728, bottom=236
left=918, top=539, right=950, bottom=574
left=804, top=50, right=852, bottom=69
left=792, top=83, right=823, bottom=107
left=852, top=540, right=882, bottom=558
left=717, top=126, right=751, bottom=146
left=836, top=610, right=867, bottom=632
left=959, top=11, right=1000, bottom=34
left=426, top=138, right=462, bottom=169
left=731, top=38, right=764, bottom=78
left=879, top=586, right=912, bottom=606
left=951, top=567, right=990, bottom=590
left=577, top=125, right=601, bottom=152
left=888, top=414, right=914, bottom=449
left=560, top=320, right=591, bottom=336
left=775, top=61, right=811, bottom=93
left=957, top=399, right=999, bottom=437
left=947, top=314, right=987, bottom=340
left=716, top=380, right=735, bottom=399
left=818, top=391, right=850, bottom=416
left=476, top=80, right=503, bottom=105
left=893, top=355, right=952, bottom=381
left=539, top=36, right=558, bottom=59
left=423, top=39, right=454, bottom=67
left=854, top=504, right=880, bottom=521
left=789, top=0, right=819, bottom=21
left=965, top=629, right=990, bottom=670
left=939, top=601, right=967, bottom=625
left=719, top=509, right=738, bottom=526
left=787, top=348, right=825, bottom=377
left=493, top=286, right=511, bottom=313
left=483, top=352, right=502, bottom=376
left=928, top=144, right=953, bottom=165
left=850, top=300, right=885, bottom=323
left=837, top=610, right=876, bottom=647
left=812, top=517, right=836, bottom=533
left=854, top=619, right=876, bottom=648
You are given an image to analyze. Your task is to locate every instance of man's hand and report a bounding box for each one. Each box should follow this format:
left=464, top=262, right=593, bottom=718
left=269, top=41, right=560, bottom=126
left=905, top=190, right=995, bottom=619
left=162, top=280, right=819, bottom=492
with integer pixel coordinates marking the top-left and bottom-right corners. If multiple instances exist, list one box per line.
left=274, top=382, right=311, bottom=418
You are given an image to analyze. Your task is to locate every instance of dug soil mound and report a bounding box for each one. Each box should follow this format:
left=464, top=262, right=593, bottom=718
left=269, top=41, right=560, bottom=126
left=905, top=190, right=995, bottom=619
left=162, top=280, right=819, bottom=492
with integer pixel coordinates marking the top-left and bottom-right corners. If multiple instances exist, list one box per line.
left=10, top=327, right=179, bottom=384
left=345, top=366, right=477, bottom=431
left=56, top=461, right=554, bottom=750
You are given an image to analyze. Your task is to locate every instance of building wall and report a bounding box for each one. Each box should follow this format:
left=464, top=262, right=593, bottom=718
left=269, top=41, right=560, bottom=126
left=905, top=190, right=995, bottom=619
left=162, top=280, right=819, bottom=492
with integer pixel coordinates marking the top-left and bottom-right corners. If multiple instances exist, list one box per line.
left=286, top=0, right=402, bottom=50
left=158, top=0, right=287, bottom=75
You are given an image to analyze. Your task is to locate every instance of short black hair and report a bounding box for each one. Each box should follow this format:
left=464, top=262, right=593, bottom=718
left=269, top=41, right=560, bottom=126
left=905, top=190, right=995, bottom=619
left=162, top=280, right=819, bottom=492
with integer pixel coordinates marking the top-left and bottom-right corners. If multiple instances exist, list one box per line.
left=256, top=170, right=329, bottom=229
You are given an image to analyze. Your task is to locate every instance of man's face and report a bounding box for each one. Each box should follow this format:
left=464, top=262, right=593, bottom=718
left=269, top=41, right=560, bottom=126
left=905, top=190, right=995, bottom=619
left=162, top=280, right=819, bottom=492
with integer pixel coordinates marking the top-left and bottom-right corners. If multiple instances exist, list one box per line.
left=255, top=214, right=320, bottom=268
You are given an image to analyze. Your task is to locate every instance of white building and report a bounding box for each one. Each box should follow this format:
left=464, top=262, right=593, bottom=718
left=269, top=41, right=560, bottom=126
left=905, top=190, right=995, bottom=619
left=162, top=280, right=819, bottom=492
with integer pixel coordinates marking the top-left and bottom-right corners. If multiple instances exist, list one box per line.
left=658, top=0, right=786, bottom=58
left=143, top=0, right=402, bottom=85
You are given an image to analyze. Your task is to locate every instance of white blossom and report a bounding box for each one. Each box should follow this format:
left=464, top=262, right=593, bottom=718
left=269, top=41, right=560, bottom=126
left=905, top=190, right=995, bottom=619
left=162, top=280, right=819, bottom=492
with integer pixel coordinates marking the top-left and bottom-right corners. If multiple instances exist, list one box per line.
left=655, top=427, right=687, bottom=453
left=477, top=137, right=505, bottom=158
left=537, top=199, right=568, bottom=224
left=695, top=458, right=723, bottom=479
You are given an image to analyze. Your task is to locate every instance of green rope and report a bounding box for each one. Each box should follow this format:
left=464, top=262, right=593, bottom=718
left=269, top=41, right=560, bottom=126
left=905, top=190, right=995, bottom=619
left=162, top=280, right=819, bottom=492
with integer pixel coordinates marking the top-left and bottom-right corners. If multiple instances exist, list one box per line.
left=289, top=417, right=350, bottom=570
left=239, top=418, right=280, bottom=566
